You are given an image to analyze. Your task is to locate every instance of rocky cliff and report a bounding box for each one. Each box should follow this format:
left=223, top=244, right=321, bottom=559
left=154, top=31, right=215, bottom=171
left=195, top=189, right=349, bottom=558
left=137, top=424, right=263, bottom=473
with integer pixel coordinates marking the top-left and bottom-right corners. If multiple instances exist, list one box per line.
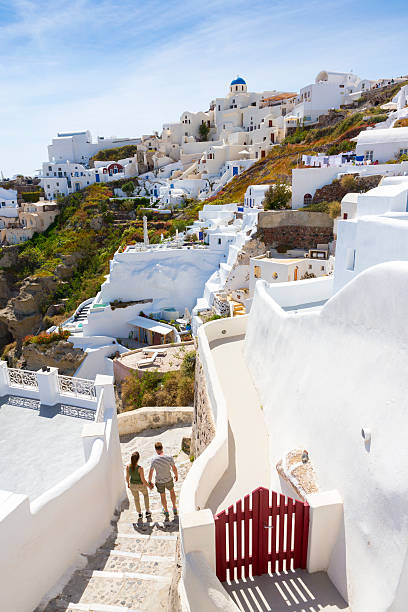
left=21, top=340, right=86, bottom=376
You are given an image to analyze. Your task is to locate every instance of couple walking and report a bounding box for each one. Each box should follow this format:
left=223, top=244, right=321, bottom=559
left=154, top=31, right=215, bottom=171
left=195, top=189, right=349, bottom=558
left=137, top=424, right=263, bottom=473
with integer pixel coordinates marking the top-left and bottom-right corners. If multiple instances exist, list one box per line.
left=126, top=441, right=178, bottom=522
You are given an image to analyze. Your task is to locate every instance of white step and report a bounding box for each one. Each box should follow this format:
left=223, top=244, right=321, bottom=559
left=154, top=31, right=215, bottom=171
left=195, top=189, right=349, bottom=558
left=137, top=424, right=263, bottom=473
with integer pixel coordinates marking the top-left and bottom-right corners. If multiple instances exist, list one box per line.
left=64, top=603, right=142, bottom=612
left=82, top=569, right=170, bottom=583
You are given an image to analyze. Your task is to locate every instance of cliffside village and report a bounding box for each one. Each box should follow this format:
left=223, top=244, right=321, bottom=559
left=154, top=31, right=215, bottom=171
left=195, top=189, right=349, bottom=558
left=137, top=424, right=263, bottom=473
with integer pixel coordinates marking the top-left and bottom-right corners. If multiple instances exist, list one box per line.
left=2, top=69, right=408, bottom=612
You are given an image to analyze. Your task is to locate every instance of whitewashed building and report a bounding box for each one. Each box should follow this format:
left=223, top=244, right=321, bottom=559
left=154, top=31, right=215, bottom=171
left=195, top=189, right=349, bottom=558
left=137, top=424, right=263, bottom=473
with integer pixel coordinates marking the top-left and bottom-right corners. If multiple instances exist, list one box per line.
left=0, top=188, right=19, bottom=218
left=244, top=184, right=272, bottom=208
left=335, top=176, right=408, bottom=291
left=286, top=71, right=375, bottom=127
left=354, top=126, right=408, bottom=163
left=249, top=248, right=334, bottom=298
left=48, top=130, right=140, bottom=165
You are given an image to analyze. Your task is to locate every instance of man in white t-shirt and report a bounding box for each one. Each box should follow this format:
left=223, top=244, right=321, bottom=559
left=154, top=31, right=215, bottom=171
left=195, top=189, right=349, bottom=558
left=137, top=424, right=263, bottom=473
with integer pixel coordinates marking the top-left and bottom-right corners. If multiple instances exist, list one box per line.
left=148, top=441, right=178, bottom=520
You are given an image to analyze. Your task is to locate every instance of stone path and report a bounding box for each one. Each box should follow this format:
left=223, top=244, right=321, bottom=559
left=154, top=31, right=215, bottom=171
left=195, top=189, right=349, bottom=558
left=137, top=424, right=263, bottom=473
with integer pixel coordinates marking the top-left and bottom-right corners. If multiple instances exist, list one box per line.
left=42, top=424, right=191, bottom=612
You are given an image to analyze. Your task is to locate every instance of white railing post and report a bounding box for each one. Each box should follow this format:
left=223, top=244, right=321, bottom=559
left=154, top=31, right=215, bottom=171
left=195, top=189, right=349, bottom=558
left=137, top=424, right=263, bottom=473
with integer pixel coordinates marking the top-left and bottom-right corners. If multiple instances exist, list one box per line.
left=94, top=374, right=115, bottom=419
left=81, top=421, right=106, bottom=461
left=94, top=388, right=105, bottom=423
left=306, top=490, right=343, bottom=573
left=180, top=509, right=216, bottom=572
left=0, top=360, right=10, bottom=395
left=36, top=367, right=59, bottom=406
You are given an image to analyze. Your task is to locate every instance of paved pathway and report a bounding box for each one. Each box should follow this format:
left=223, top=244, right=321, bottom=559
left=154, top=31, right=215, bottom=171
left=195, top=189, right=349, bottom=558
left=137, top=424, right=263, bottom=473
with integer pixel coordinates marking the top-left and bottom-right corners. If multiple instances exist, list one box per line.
left=206, top=336, right=270, bottom=513
left=42, top=424, right=191, bottom=612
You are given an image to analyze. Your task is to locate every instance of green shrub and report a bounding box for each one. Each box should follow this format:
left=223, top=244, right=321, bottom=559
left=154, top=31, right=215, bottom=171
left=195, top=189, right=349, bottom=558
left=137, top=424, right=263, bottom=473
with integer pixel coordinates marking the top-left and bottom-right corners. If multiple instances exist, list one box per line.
left=326, top=140, right=356, bottom=155
left=198, top=122, right=210, bottom=141
left=283, top=126, right=308, bottom=144
left=122, top=181, right=135, bottom=197
left=90, top=145, right=139, bottom=164
left=180, top=351, right=196, bottom=377
left=340, top=174, right=358, bottom=191
left=303, top=200, right=341, bottom=219
left=264, top=183, right=291, bottom=210
left=369, top=115, right=387, bottom=124
left=21, top=191, right=43, bottom=203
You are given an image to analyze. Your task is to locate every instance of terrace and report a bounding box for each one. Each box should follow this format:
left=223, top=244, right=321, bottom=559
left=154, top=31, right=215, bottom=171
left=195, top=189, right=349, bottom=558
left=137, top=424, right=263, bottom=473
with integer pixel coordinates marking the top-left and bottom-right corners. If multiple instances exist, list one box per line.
left=0, top=364, right=99, bottom=501
left=0, top=363, right=125, bottom=612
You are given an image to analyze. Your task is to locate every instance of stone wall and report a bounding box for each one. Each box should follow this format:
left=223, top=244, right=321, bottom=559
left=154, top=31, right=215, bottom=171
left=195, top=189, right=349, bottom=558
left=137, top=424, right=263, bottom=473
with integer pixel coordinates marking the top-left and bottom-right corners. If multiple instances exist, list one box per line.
left=257, top=210, right=333, bottom=249
left=117, top=406, right=193, bottom=436
left=191, top=353, right=215, bottom=459
left=212, top=295, right=230, bottom=317
left=313, top=175, right=382, bottom=204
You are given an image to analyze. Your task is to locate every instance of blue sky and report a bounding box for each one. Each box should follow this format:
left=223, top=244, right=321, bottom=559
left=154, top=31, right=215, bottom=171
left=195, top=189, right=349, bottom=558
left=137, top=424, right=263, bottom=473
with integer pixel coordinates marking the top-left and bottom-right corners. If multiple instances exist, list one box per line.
left=1, top=0, right=408, bottom=177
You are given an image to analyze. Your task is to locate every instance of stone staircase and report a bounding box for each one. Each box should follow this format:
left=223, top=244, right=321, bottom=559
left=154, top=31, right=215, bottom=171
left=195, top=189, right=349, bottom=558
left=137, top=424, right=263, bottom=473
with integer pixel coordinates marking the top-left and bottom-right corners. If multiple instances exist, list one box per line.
left=42, top=428, right=191, bottom=612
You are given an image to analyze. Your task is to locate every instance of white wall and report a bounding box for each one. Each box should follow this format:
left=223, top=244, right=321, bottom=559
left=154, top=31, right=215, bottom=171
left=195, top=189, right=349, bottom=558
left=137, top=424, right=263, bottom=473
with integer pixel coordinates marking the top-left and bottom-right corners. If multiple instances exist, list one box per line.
left=334, top=213, right=408, bottom=292
left=98, top=248, right=224, bottom=313
left=0, top=376, right=126, bottom=612
left=244, top=263, right=408, bottom=611
left=251, top=274, right=334, bottom=306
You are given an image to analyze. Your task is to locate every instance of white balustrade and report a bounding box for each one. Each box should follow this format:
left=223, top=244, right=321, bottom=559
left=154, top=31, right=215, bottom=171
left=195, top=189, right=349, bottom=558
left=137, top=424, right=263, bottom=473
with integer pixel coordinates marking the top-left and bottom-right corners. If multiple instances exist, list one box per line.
left=57, top=375, right=97, bottom=401
left=7, top=368, right=39, bottom=390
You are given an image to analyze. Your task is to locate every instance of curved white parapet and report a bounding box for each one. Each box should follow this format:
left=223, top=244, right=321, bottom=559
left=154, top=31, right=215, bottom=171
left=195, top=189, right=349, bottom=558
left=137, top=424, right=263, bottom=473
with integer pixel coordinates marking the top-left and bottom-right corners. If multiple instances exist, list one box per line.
left=0, top=377, right=126, bottom=612
left=180, top=315, right=247, bottom=514
left=263, top=275, right=334, bottom=309
left=179, top=316, right=247, bottom=611
left=180, top=551, right=240, bottom=612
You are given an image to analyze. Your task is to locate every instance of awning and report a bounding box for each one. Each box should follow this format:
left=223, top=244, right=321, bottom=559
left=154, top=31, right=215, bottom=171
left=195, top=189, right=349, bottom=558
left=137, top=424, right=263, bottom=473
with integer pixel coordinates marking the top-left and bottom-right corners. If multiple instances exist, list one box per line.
left=128, top=316, right=173, bottom=335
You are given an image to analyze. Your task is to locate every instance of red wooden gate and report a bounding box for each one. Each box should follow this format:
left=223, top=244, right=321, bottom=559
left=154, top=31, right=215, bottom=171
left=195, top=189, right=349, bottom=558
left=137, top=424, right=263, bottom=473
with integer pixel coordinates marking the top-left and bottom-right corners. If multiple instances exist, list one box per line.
left=215, top=487, right=309, bottom=582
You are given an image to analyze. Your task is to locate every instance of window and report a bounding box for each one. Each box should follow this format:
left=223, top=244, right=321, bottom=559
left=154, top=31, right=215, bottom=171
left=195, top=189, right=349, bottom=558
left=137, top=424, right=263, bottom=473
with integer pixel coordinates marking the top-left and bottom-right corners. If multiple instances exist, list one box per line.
left=218, top=238, right=221, bottom=245
left=321, top=265, right=325, bottom=271
left=254, top=265, right=261, bottom=278
left=309, top=264, right=312, bottom=270
left=303, top=193, right=313, bottom=206
left=399, top=148, right=408, bottom=157
left=364, top=150, right=374, bottom=161
left=343, top=212, right=348, bottom=219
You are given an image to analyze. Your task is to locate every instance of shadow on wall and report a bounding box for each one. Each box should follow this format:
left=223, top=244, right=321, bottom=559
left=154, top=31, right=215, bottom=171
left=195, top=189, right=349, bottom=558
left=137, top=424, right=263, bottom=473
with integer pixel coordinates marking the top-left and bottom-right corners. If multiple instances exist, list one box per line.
left=206, top=422, right=236, bottom=512
left=328, top=513, right=349, bottom=604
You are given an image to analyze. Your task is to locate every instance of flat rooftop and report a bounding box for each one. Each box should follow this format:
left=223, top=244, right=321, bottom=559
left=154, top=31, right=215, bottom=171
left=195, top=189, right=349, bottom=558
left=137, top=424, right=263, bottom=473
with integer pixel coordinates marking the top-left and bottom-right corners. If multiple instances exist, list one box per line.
left=118, top=343, right=194, bottom=373
left=0, top=396, right=93, bottom=501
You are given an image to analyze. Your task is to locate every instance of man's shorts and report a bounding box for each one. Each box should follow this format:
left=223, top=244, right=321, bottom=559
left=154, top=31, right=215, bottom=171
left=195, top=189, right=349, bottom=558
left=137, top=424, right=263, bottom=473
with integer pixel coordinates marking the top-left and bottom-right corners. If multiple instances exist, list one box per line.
left=156, top=479, right=174, bottom=494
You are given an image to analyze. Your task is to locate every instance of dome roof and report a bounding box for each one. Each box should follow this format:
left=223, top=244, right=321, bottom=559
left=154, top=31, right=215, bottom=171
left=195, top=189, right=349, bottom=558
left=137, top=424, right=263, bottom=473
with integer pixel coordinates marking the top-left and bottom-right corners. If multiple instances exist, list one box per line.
left=231, top=76, right=246, bottom=86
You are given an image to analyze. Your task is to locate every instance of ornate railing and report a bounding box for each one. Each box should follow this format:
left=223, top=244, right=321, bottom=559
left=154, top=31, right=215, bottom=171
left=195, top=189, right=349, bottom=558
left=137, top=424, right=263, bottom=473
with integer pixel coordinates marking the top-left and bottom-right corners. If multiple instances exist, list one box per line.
left=7, top=368, right=39, bottom=390
left=57, top=375, right=97, bottom=401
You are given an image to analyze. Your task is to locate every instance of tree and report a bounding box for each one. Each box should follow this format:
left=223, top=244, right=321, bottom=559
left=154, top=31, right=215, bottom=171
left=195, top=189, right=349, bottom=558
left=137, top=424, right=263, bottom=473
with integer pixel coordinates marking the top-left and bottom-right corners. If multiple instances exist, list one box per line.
left=198, top=122, right=210, bottom=142
left=263, top=183, right=291, bottom=210
left=122, top=181, right=135, bottom=198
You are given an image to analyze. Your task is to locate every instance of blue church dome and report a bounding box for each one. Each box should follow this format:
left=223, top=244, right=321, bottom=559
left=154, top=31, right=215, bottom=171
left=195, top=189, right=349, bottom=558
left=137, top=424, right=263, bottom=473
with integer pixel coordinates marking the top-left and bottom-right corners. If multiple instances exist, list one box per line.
left=231, top=76, right=246, bottom=86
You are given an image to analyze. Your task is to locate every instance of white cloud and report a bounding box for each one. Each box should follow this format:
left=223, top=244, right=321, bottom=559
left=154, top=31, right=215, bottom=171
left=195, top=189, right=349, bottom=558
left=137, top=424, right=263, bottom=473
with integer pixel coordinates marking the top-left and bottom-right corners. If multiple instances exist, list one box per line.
left=0, top=0, right=408, bottom=176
